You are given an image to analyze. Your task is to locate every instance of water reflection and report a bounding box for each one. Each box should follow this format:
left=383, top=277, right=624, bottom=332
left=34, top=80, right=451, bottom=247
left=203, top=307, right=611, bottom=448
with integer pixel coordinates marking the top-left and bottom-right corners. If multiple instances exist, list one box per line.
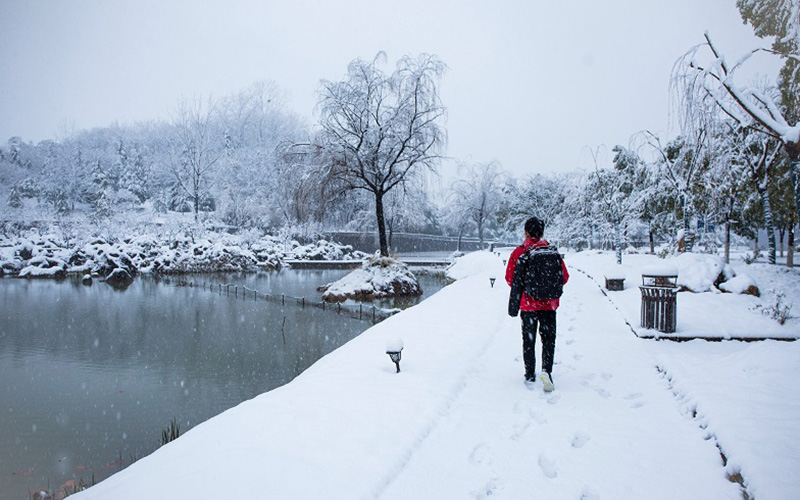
left=0, top=269, right=444, bottom=499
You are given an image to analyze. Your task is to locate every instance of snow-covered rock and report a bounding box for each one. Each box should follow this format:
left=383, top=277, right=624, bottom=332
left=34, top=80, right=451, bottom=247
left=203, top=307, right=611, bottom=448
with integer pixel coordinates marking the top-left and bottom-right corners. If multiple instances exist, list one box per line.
left=719, top=274, right=760, bottom=297
left=319, top=256, right=422, bottom=302
left=105, top=268, right=134, bottom=289
left=18, top=255, right=67, bottom=279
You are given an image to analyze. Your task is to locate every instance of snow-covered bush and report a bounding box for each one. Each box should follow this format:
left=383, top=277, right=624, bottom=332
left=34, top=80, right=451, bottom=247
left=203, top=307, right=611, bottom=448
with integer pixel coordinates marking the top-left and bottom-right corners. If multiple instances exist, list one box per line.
left=669, top=253, right=734, bottom=293
left=290, top=239, right=368, bottom=261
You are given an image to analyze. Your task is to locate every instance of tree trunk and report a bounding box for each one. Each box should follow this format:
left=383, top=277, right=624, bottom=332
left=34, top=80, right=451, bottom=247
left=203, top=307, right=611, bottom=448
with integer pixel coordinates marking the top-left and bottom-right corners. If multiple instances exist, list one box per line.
left=724, top=219, right=731, bottom=264
left=681, top=193, right=694, bottom=253
left=375, top=191, right=389, bottom=256
left=789, top=154, right=799, bottom=229
left=614, top=218, right=622, bottom=265
left=788, top=225, right=795, bottom=268
left=649, top=226, right=655, bottom=254
left=779, top=228, right=785, bottom=258
left=759, top=189, right=777, bottom=264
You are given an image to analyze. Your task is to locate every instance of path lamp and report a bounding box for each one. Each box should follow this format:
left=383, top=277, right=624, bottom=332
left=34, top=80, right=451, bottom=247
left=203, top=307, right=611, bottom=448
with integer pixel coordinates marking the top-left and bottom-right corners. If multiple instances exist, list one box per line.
left=386, top=338, right=404, bottom=373
left=489, top=277, right=496, bottom=288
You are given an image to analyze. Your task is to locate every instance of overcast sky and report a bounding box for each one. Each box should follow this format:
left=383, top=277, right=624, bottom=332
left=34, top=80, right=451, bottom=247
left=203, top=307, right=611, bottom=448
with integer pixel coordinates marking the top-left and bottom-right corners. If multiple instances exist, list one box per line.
left=0, top=0, right=781, bottom=177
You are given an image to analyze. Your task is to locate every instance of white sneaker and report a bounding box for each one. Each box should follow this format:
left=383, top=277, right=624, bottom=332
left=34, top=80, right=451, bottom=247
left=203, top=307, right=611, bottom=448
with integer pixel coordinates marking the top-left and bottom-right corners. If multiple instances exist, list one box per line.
left=540, top=372, right=554, bottom=393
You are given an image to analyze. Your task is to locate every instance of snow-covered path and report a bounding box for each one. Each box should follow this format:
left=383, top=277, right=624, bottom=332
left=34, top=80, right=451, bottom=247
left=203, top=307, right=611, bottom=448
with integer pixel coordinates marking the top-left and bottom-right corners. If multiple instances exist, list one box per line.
left=73, top=255, right=798, bottom=499
left=379, top=268, right=739, bottom=499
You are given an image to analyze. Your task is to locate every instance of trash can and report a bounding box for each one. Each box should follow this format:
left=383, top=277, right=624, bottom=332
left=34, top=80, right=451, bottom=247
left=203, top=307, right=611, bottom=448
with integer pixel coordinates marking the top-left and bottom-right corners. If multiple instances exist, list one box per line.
left=640, top=268, right=678, bottom=333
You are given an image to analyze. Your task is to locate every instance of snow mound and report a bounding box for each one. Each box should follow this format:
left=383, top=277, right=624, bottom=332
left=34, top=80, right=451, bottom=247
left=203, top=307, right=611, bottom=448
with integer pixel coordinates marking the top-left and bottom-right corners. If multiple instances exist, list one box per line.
left=668, top=253, right=733, bottom=292
left=445, top=251, right=505, bottom=281
left=320, top=256, right=422, bottom=301
left=719, top=274, right=759, bottom=296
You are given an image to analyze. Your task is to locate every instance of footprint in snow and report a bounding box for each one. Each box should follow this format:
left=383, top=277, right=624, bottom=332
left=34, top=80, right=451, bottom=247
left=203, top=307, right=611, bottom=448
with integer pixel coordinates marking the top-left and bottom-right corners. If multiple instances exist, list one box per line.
left=565, top=338, right=576, bottom=345
left=625, top=392, right=645, bottom=409
left=469, top=444, right=491, bottom=464
left=567, top=325, right=576, bottom=331
left=580, top=486, right=600, bottom=500
left=529, top=409, right=547, bottom=424
left=571, top=431, right=591, bottom=448
left=538, top=454, right=558, bottom=478
left=573, top=353, right=584, bottom=361
left=594, top=387, right=611, bottom=399
left=511, top=421, right=531, bottom=441
left=601, top=372, right=613, bottom=381
left=546, top=393, right=561, bottom=405
left=473, top=476, right=504, bottom=499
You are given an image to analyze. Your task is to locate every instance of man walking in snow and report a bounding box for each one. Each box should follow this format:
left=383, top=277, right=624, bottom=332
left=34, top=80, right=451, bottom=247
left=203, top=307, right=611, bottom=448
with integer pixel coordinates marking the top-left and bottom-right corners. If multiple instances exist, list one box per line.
left=506, top=216, right=569, bottom=392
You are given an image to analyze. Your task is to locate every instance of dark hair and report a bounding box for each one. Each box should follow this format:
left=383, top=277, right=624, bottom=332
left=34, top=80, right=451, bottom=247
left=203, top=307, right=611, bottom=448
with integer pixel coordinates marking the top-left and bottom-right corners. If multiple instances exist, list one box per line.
left=524, top=217, right=544, bottom=239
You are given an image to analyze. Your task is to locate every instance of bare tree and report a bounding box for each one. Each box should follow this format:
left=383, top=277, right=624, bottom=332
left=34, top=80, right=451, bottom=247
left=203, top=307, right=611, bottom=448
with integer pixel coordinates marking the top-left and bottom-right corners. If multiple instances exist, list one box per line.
left=449, top=160, right=505, bottom=248
left=317, top=52, right=447, bottom=256
left=642, top=131, right=709, bottom=252
left=170, top=97, right=223, bottom=222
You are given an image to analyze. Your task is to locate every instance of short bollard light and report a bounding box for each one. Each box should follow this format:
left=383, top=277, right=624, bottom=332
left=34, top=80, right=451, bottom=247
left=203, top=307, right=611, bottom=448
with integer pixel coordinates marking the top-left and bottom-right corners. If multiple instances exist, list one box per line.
left=489, top=277, right=496, bottom=288
left=386, top=338, right=404, bottom=373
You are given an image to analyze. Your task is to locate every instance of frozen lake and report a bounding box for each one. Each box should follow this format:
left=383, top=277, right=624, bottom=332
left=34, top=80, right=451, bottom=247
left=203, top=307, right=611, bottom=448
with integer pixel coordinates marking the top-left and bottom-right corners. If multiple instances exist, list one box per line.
left=0, top=268, right=446, bottom=498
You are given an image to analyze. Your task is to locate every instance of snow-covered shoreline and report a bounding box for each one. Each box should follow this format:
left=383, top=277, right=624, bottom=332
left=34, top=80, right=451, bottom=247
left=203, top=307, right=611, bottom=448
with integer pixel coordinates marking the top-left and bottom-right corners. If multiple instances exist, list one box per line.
left=69, top=250, right=800, bottom=499
left=0, top=230, right=368, bottom=280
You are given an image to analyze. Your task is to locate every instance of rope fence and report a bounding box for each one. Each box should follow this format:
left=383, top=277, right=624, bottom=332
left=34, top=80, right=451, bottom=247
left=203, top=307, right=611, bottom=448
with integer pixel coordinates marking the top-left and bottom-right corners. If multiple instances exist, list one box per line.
left=171, top=280, right=400, bottom=324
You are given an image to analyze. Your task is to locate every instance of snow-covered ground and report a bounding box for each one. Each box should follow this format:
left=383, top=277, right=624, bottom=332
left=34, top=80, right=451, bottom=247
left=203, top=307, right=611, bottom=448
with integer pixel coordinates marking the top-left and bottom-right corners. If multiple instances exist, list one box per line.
left=567, top=250, right=800, bottom=339
left=71, top=250, right=799, bottom=499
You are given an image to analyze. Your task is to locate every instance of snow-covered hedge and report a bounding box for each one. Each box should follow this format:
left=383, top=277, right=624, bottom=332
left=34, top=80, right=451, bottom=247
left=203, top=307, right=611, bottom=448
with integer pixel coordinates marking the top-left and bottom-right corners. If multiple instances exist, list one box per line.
left=289, top=239, right=369, bottom=261
left=0, top=229, right=381, bottom=280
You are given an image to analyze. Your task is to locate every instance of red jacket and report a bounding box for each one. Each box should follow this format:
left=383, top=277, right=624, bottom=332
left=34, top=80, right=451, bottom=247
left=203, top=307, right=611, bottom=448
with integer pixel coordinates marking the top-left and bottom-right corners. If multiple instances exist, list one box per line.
left=505, top=238, right=569, bottom=311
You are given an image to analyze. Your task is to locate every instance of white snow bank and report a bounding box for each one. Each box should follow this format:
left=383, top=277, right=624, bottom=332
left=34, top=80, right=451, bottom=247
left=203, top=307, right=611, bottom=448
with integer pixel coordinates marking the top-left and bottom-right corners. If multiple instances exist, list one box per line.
left=445, top=250, right=505, bottom=281
left=648, top=340, right=800, bottom=500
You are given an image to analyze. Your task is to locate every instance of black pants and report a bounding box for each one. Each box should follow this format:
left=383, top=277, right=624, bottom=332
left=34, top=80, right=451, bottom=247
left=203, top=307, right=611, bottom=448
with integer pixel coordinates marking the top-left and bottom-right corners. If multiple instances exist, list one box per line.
left=520, top=310, right=557, bottom=379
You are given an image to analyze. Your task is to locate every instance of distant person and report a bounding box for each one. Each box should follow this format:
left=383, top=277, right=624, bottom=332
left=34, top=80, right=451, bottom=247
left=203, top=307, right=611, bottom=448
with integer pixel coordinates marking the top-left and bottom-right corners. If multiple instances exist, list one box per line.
left=506, top=216, right=569, bottom=392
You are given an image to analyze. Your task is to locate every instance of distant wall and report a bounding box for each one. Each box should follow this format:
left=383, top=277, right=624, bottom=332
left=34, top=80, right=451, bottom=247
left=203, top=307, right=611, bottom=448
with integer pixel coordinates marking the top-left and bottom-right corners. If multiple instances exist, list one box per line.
left=325, top=231, right=517, bottom=254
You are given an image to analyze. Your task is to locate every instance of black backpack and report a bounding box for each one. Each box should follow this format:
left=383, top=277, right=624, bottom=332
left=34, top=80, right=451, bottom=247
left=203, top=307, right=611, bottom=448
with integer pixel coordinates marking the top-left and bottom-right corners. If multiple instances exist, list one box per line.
left=520, top=245, right=564, bottom=300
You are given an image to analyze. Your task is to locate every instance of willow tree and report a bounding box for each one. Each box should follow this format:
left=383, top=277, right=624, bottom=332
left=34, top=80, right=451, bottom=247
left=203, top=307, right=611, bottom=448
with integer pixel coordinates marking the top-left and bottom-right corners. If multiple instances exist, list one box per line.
left=676, top=26, right=799, bottom=262
left=318, top=53, right=446, bottom=256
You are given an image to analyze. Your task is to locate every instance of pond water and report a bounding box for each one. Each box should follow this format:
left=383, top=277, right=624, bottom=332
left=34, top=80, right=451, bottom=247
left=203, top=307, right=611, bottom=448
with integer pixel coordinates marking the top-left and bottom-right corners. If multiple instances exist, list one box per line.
left=0, top=268, right=446, bottom=499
